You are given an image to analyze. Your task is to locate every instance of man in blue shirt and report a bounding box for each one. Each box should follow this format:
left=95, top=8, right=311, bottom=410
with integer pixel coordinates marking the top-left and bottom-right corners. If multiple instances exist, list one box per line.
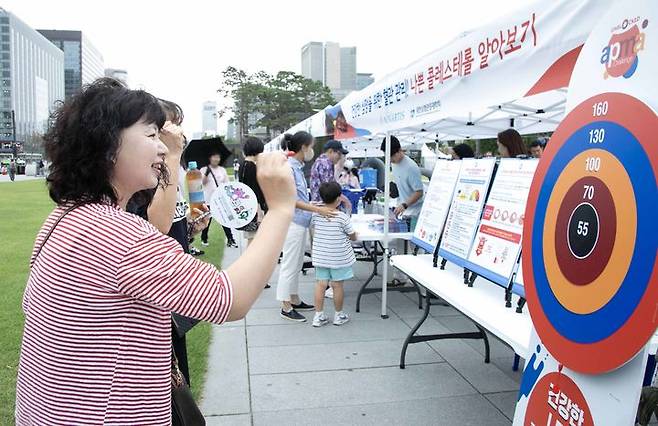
left=380, top=136, right=424, bottom=230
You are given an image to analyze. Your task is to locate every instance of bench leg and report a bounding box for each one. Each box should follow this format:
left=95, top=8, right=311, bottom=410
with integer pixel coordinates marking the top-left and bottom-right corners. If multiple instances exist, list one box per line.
left=412, top=281, right=423, bottom=309
left=469, top=320, right=491, bottom=364
left=513, top=354, right=521, bottom=371
left=400, top=290, right=491, bottom=369
left=400, top=292, right=431, bottom=369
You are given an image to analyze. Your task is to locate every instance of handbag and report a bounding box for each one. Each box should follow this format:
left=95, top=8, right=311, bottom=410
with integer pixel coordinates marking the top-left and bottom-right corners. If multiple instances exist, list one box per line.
left=31, top=204, right=205, bottom=426
left=171, top=355, right=206, bottom=426
left=172, top=312, right=200, bottom=338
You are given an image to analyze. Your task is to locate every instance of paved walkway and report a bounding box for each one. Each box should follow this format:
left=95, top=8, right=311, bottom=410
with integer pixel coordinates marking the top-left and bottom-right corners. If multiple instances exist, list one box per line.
left=200, top=241, right=522, bottom=425
left=0, top=174, right=44, bottom=183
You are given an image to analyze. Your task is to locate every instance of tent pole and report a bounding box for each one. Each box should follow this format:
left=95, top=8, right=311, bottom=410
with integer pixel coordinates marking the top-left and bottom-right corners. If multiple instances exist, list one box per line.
left=382, top=131, right=391, bottom=319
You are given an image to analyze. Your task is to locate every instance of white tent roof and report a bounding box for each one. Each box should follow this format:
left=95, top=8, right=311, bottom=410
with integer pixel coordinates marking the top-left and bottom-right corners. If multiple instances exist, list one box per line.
left=267, top=0, right=612, bottom=151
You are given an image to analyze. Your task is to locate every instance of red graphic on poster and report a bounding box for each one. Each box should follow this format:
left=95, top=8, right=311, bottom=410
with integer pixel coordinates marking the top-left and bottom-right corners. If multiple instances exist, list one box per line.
left=475, top=236, right=486, bottom=256
left=525, top=372, right=592, bottom=426
left=483, top=205, right=494, bottom=220
left=480, top=224, right=522, bottom=243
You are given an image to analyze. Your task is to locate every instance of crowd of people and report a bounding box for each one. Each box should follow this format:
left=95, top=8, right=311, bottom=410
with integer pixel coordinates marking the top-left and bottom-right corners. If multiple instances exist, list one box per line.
left=14, top=75, right=550, bottom=423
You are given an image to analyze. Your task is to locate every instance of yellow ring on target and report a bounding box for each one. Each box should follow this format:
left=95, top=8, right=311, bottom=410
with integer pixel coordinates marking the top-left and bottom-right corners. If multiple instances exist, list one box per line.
left=542, top=149, right=636, bottom=314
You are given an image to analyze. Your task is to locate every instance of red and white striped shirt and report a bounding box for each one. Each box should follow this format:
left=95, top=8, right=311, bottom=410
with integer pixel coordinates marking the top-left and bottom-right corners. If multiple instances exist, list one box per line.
left=16, top=203, right=233, bottom=425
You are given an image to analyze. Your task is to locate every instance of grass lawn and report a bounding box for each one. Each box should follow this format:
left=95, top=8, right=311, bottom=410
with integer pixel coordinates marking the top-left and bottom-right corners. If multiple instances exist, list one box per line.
left=0, top=179, right=225, bottom=422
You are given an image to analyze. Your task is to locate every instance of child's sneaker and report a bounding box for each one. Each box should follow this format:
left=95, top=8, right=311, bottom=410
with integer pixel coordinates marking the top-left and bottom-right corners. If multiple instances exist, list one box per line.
left=312, top=312, right=329, bottom=327
left=333, top=312, right=349, bottom=326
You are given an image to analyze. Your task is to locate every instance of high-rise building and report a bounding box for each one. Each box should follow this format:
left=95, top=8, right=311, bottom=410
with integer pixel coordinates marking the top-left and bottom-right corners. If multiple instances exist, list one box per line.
left=226, top=120, right=237, bottom=140
left=202, top=101, right=217, bottom=134
left=340, top=47, right=357, bottom=91
left=0, top=9, right=64, bottom=145
left=301, top=41, right=364, bottom=102
left=356, top=73, right=375, bottom=90
left=301, top=42, right=323, bottom=83
left=104, top=68, right=128, bottom=86
left=37, top=29, right=104, bottom=99
left=323, top=42, right=341, bottom=91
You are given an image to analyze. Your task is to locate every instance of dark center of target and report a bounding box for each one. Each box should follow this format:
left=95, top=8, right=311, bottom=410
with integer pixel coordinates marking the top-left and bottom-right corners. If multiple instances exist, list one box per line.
left=554, top=177, right=616, bottom=286
left=568, top=203, right=599, bottom=258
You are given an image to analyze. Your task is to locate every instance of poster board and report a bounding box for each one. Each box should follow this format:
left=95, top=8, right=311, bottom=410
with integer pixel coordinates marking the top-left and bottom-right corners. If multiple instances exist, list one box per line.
left=466, top=159, right=538, bottom=286
left=438, top=158, right=496, bottom=266
left=412, top=159, right=462, bottom=253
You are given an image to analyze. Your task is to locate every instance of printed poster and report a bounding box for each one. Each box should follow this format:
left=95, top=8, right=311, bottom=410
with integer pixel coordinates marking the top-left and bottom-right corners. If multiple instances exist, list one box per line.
left=412, top=160, right=462, bottom=253
left=439, top=158, right=496, bottom=259
left=467, top=159, right=538, bottom=280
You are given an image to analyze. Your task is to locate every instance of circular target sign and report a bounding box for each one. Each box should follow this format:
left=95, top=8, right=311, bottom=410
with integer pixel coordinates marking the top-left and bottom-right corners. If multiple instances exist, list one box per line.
left=523, top=92, right=658, bottom=374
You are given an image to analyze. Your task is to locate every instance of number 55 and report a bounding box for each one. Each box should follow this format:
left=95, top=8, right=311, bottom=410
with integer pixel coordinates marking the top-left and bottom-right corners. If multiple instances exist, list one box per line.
left=577, top=221, right=589, bottom=236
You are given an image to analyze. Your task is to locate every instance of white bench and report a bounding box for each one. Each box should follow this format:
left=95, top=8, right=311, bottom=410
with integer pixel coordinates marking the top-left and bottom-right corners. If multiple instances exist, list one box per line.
left=390, top=254, right=658, bottom=377
left=390, top=254, right=531, bottom=369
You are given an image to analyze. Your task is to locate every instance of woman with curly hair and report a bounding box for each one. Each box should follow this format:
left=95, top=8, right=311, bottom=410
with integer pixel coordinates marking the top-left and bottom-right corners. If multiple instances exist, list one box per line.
left=15, top=78, right=296, bottom=425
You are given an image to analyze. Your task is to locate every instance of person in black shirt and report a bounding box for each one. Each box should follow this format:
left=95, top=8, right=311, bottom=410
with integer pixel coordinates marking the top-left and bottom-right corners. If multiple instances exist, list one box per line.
left=239, top=137, right=268, bottom=219
left=238, top=137, right=271, bottom=289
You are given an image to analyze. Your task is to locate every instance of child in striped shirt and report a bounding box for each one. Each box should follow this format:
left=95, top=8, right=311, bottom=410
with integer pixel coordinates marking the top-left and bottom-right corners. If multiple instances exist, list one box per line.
left=310, top=182, right=358, bottom=327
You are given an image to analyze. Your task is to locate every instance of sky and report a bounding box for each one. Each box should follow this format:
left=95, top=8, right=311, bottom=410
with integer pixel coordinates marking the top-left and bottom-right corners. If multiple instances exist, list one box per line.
left=4, top=0, right=528, bottom=137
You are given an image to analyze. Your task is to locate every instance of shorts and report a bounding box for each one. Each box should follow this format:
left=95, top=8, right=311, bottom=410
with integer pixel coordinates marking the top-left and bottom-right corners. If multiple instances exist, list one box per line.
left=315, top=266, right=354, bottom=282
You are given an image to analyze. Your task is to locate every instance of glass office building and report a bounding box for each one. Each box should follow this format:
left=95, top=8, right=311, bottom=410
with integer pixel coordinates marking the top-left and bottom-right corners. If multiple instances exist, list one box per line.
left=0, top=8, right=64, bottom=144
left=37, top=29, right=104, bottom=99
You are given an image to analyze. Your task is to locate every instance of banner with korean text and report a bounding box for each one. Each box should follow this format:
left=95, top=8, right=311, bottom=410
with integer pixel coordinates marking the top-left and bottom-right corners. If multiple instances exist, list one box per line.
left=331, top=0, right=613, bottom=139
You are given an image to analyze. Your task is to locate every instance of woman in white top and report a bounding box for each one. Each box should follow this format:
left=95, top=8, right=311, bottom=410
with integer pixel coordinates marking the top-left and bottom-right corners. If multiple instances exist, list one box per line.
left=200, top=151, right=237, bottom=247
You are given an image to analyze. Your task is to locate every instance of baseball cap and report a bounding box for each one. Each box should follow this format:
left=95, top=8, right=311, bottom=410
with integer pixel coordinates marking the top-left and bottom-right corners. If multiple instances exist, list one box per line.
left=324, top=140, right=349, bottom=154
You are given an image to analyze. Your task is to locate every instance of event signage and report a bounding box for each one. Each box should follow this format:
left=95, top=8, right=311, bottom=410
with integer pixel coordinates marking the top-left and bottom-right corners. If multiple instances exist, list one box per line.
left=438, top=158, right=496, bottom=260
left=514, top=1, right=657, bottom=424
left=412, top=160, right=461, bottom=253
left=330, top=0, right=614, bottom=139
left=467, top=158, right=538, bottom=283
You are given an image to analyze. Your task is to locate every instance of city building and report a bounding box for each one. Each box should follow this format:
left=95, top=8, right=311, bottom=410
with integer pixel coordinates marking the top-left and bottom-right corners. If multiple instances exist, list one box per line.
left=0, top=8, right=64, bottom=147
left=104, top=68, right=128, bottom=86
left=323, top=42, right=341, bottom=91
left=357, top=72, right=375, bottom=90
left=340, top=47, right=357, bottom=91
left=37, top=29, right=104, bottom=99
left=301, top=42, right=323, bottom=83
left=202, top=101, right=218, bottom=134
left=234, top=112, right=268, bottom=141
left=301, top=41, right=366, bottom=102
left=226, top=120, right=237, bottom=141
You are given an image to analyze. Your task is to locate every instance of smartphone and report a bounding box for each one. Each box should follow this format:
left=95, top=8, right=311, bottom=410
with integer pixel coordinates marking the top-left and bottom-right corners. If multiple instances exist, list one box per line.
left=190, top=210, right=212, bottom=226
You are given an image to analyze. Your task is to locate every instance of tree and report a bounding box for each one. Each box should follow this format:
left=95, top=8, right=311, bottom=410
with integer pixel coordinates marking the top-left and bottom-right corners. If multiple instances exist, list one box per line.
left=217, top=67, right=269, bottom=143
left=218, top=67, right=335, bottom=140
left=257, top=71, right=335, bottom=135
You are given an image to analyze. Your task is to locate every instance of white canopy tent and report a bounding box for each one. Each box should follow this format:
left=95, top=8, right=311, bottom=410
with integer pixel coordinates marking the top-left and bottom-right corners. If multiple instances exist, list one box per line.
left=264, top=0, right=614, bottom=316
